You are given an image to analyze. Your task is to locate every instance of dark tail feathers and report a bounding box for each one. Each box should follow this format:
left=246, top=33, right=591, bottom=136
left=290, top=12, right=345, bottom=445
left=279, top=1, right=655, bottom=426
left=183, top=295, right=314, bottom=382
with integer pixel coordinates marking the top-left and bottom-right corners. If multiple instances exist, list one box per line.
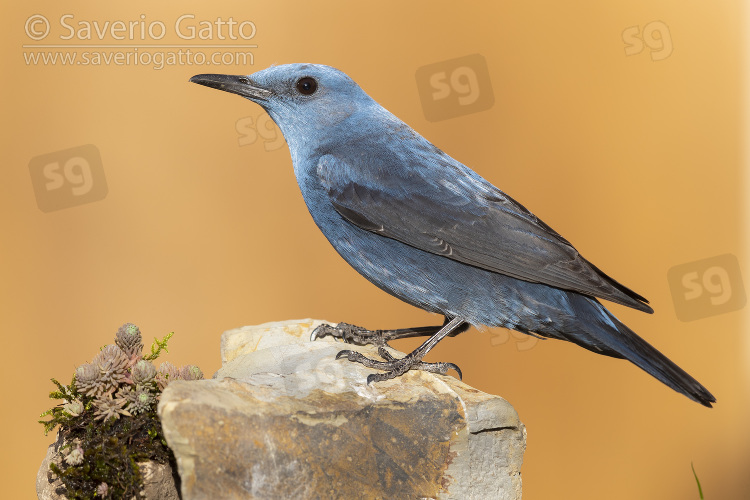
left=560, top=296, right=716, bottom=407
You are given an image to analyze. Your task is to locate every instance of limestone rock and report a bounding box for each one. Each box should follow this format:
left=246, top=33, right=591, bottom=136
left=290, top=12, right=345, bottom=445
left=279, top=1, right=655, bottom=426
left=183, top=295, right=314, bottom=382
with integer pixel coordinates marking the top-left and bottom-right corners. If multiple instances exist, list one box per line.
left=159, top=319, right=525, bottom=499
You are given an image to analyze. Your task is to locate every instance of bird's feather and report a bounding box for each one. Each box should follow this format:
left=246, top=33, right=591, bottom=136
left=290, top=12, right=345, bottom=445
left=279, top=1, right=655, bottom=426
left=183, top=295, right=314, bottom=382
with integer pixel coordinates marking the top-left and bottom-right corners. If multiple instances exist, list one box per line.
left=318, top=152, right=653, bottom=313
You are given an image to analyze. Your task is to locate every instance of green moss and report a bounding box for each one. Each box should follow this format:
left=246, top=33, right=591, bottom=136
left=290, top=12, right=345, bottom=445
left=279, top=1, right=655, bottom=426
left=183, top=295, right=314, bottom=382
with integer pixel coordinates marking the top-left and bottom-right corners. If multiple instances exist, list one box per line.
left=40, top=327, right=195, bottom=499
left=144, top=331, right=174, bottom=361
left=49, top=410, right=173, bottom=499
left=39, top=376, right=80, bottom=436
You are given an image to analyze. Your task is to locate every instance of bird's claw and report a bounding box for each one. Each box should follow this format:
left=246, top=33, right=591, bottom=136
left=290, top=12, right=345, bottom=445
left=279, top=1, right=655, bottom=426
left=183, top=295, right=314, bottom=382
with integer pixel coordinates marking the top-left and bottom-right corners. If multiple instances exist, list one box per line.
left=335, top=347, right=462, bottom=383
left=311, top=323, right=338, bottom=342
left=445, top=362, right=462, bottom=380
left=335, top=349, right=354, bottom=360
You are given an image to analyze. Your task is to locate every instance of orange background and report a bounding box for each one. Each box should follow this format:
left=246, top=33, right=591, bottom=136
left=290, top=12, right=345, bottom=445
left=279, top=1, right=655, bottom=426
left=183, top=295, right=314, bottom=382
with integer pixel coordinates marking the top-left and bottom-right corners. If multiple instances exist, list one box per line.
left=2, top=1, right=747, bottom=499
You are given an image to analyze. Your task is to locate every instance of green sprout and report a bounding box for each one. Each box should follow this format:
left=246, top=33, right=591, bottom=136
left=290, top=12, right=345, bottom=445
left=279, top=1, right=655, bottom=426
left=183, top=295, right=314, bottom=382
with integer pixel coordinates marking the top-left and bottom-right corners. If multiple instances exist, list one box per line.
left=692, top=462, right=704, bottom=499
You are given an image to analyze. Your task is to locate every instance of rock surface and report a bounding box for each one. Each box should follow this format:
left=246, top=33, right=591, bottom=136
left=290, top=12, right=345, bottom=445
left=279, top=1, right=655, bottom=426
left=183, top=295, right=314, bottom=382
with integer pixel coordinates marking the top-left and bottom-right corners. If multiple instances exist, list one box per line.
left=159, top=319, right=526, bottom=499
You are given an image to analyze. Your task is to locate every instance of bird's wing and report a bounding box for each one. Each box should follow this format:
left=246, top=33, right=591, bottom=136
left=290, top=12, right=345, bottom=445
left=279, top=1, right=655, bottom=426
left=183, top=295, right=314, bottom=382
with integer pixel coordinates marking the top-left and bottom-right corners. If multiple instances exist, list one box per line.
left=317, top=153, right=652, bottom=313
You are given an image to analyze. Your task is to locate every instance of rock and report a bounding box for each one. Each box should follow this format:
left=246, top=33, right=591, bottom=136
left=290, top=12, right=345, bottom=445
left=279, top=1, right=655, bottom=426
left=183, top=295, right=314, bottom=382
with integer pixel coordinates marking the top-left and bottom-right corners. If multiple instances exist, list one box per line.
left=37, top=432, right=67, bottom=500
left=140, top=460, right=181, bottom=500
left=159, top=319, right=526, bottom=499
left=36, top=432, right=180, bottom=500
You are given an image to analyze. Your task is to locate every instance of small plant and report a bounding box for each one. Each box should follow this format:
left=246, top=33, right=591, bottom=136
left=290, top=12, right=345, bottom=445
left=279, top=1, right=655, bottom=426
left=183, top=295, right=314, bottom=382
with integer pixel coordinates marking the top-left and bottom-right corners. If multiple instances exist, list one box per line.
left=692, top=462, right=704, bottom=499
left=39, top=323, right=203, bottom=499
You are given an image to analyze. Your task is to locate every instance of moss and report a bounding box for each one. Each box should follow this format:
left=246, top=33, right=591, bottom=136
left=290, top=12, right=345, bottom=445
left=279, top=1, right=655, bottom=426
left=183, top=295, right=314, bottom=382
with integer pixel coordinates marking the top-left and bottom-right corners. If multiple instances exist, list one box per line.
left=49, top=410, right=172, bottom=499
left=40, top=326, right=197, bottom=498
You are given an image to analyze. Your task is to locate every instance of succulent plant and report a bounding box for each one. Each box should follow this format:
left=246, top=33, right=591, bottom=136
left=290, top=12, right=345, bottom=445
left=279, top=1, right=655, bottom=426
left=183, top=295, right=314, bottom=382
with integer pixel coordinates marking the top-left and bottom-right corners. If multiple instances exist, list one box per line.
left=115, top=323, right=143, bottom=358
left=93, top=392, right=131, bottom=421
left=65, top=443, right=84, bottom=466
left=116, top=385, right=134, bottom=401
left=40, top=326, right=192, bottom=499
left=62, top=399, right=84, bottom=417
left=156, top=361, right=179, bottom=390
left=91, top=344, right=131, bottom=394
left=75, top=363, right=100, bottom=397
left=131, top=360, right=157, bottom=385
left=93, top=344, right=129, bottom=370
left=96, top=482, right=109, bottom=497
left=126, top=385, right=156, bottom=415
left=179, top=364, right=204, bottom=381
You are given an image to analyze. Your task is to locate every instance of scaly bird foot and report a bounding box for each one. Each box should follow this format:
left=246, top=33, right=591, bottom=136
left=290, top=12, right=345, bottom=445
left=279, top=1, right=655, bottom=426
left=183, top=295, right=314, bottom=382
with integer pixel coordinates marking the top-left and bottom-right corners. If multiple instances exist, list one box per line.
left=335, top=346, right=462, bottom=383
left=311, top=322, right=385, bottom=346
left=311, top=322, right=447, bottom=346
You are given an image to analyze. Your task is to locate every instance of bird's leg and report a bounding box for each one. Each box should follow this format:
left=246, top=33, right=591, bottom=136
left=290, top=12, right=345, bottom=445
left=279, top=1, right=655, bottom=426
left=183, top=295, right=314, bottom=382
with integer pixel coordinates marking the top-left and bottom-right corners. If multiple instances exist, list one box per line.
left=335, top=317, right=466, bottom=383
left=311, top=323, right=441, bottom=346
left=310, top=317, right=468, bottom=346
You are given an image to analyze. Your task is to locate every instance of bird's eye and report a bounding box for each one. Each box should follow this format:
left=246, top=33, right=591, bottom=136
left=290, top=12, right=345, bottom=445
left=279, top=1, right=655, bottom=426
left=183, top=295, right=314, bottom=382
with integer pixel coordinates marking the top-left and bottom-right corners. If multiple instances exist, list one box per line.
left=296, top=77, right=318, bottom=95
left=238, top=77, right=250, bottom=84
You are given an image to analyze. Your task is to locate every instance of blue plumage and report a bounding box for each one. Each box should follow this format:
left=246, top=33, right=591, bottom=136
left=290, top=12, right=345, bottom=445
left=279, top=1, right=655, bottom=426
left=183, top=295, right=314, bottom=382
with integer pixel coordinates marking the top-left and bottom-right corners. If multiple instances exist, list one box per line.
left=191, top=64, right=715, bottom=407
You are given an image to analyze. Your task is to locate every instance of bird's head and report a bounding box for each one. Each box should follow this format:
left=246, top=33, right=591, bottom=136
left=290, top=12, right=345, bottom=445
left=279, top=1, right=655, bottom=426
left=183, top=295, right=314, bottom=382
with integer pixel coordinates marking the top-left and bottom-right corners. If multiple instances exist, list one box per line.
left=190, top=64, right=375, bottom=148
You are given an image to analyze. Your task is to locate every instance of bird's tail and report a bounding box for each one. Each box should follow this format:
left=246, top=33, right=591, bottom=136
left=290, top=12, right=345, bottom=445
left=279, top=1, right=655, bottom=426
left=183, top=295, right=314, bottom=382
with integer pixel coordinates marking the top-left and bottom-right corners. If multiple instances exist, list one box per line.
left=556, top=295, right=716, bottom=407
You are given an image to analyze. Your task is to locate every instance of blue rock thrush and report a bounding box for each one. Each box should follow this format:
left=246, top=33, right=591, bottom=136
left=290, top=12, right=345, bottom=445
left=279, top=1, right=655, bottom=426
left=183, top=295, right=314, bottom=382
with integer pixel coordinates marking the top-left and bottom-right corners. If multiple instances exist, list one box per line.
left=190, top=64, right=715, bottom=407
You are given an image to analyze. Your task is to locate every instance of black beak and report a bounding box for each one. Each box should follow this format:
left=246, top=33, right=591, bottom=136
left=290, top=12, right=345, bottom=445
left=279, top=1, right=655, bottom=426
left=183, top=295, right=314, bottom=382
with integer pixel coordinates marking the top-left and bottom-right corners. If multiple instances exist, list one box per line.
left=189, top=74, right=272, bottom=101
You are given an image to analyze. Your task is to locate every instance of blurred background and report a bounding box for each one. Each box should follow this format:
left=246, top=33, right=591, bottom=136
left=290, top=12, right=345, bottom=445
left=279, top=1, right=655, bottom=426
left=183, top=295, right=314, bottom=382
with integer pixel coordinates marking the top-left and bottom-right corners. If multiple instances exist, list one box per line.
left=2, top=1, right=747, bottom=498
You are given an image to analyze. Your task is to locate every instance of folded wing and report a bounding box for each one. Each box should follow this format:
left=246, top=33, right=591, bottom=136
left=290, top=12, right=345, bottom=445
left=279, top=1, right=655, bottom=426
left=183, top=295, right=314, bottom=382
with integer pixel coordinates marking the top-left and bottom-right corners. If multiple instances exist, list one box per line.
left=317, top=153, right=653, bottom=313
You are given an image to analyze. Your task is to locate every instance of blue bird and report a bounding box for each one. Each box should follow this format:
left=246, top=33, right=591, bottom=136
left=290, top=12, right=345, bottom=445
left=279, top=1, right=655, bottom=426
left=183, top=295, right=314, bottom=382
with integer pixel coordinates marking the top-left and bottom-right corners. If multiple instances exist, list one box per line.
left=190, top=64, right=715, bottom=407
